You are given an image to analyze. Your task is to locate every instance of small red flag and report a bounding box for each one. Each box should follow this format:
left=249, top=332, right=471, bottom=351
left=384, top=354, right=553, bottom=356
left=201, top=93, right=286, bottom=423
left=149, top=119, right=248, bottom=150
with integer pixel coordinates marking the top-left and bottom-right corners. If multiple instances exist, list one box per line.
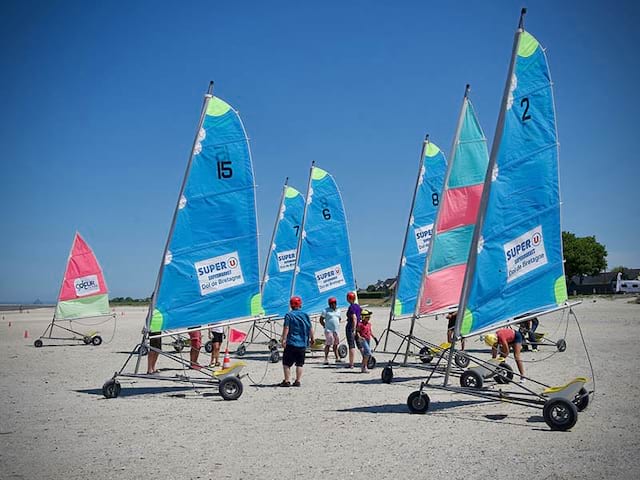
left=229, top=328, right=248, bottom=344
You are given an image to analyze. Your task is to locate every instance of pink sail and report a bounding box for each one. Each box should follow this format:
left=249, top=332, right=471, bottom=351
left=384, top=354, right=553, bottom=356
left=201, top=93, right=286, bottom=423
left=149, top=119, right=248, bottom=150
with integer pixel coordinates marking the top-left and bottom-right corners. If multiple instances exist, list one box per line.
left=58, top=233, right=108, bottom=301
left=54, top=232, right=110, bottom=320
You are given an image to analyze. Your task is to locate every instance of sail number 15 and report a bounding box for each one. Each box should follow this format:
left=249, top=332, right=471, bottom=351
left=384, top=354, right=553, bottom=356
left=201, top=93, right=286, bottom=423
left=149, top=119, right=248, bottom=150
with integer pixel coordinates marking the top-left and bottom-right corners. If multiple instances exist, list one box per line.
left=214, top=145, right=233, bottom=179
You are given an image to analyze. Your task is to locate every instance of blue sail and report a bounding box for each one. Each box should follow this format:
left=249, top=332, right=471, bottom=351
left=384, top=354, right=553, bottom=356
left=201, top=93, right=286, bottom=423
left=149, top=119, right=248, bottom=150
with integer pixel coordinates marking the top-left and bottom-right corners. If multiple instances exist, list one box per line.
left=149, top=95, right=262, bottom=332
left=292, top=166, right=356, bottom=315
left=393, top=141, right=447, bottom=317
left=458, top=30, right=567, bottom=338
left=262, top=185, right=305, bottom=317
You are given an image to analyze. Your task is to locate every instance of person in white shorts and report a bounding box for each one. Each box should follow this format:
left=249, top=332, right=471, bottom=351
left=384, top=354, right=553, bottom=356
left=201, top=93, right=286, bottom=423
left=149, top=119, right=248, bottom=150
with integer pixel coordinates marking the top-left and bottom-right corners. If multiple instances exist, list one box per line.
left=319, top=297, right=341, bottom=365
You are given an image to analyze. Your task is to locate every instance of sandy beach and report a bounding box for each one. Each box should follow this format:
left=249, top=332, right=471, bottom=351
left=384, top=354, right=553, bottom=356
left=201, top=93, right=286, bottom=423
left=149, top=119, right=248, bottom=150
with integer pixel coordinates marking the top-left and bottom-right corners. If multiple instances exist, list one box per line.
left=1, top=297, right=639, bottom=479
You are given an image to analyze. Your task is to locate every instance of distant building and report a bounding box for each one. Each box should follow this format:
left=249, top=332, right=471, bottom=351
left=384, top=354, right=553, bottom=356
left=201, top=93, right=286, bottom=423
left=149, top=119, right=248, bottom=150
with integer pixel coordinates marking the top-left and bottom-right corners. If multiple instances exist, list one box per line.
left=568, top=268, right=640, bottom=295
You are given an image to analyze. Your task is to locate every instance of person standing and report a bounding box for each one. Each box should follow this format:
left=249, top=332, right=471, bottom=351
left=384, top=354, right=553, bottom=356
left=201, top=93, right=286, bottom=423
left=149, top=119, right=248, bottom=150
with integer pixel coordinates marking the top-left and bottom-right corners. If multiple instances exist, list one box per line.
left=345, top=291, right=361, bottom=369
left=280, top=296, right=314, bottom=387
left=356, top=309, right=374, bottom=373
left=209, top=325, right=224, bottom=367
left=188, top=327, right=202, bottom=369
left=319, top=297, right=341, bottom=365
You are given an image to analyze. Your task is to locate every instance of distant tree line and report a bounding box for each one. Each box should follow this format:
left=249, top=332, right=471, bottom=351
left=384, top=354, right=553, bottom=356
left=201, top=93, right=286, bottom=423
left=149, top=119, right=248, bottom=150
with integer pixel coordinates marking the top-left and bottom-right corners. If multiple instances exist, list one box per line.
left=110, top=297, right=151, bottom=305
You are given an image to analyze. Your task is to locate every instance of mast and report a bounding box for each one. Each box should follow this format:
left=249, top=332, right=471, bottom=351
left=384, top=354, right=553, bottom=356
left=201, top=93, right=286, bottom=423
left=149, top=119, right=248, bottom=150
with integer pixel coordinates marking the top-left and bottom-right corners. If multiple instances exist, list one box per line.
left=289, top=161, right=315, bottom=299
left=445, top=9, right=526, bottom=384
left=143, top=81, right=215, bottom=332
left=382, top=135, right=429, bottom=351
left=261, top=178, right=289, bottom=294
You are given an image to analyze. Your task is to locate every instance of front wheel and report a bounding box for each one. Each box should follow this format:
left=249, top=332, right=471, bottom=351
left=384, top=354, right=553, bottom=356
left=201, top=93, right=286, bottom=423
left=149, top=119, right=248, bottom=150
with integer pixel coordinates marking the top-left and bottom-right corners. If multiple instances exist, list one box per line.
left=494, top=362, right=514, bottom=384
left=338, top=344, right=348, bottom=359
left=34, top=339, right=43, bottom=348
left=204, top=341, right=213, bottom=353
left=574, top=387, right=589, bottom=412
left=236, top=345, right=247, bottom=357
left=91, top=335, right=103, bottom=346
left=543, top=397, right=578, bottom=431
left=219, top=376, right=243, bottom=400
left=268, top=339, right=278, bottom=350
left=556, top=339, right=567, bottom=352
left=102, top=379, right=121, bottom=399
left=381, top=366, right=393, bottom=384
left=407, top=391, right=430, bottom=414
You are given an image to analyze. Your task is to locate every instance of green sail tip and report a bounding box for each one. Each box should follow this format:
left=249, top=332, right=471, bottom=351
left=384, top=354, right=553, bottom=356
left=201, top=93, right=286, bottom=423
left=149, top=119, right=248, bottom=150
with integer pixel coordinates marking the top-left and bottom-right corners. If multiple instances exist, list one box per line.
left=460, top=308, right=473, bottom=336
left=518, top=31, right=539, bottom=58
left=393, top=299, right=403, bottom=317
left=206, top=97, right=232, bottom=117
left=285, top=187, right=300, bottom=198
left=251, top=293, right=264, bottom=316
left=554, top=276, right=568, bottom=304
left=425, top=142, right=441, bottom=158
left=311, top=167, right=328, bottom=180
left=150, top=309, right=164, bottom=332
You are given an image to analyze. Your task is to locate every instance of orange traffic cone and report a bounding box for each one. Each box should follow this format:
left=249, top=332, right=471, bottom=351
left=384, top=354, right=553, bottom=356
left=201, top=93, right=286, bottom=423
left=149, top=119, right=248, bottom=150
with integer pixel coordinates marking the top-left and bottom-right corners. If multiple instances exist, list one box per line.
left=24, top=330, right=29, bottom=338
left=222, top=348, right=231, bottom=369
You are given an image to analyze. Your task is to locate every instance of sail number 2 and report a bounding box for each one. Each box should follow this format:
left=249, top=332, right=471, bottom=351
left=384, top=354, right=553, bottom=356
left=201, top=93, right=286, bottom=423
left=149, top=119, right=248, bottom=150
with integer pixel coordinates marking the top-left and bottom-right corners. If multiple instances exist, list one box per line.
left=214, top=145, right=233, bottom=179
left=520, top=97, right=531, bottom=122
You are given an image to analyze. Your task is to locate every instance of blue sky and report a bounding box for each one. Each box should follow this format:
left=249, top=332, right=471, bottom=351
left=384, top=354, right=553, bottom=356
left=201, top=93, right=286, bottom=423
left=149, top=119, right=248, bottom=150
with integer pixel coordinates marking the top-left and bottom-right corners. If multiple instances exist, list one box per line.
left=1, top=0, right=638, bottom=302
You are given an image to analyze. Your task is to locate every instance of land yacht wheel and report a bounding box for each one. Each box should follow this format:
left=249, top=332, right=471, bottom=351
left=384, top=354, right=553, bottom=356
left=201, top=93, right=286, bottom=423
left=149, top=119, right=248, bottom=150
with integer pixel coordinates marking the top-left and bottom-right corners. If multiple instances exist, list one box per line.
left=454, top=352, right=470, bottom=368
left=338, top=344, right=348, bottom=358
left=269, top=350, right=280, bottom=363
left=236, top=345, right=247, bottom=357
left=381, top=366, right=393, bottom=384
left=556, top=339, right=567, bottom=352
left=34, top=339, right=43, bottom=348
left=419, top=346, right=433, bottom=364
left=204, top=341, right=213, bottom=353
left=543, top=397, right=578, bottom=431
left=219, top=376, right=243, bottom=400
left=91, top=335, right=103, bottom=346
left=102, top=379, right=121, bottom=399
left=460, top=370, right=483, bottom=389
left=367, top=356, right=377, bottom=370
left=494, top=362, right=514, bottom=384
left=573, top=387, right=590, bottom=412
left=407, top=391, right=430, bottom=414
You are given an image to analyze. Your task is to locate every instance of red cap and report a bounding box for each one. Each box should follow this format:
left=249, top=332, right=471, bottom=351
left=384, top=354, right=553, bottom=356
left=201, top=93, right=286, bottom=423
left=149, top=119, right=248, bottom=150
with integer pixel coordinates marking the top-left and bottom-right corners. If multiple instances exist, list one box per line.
left=328, top=297, right=337, bottom=305
left=289, top=296, right=302, bottom=309
left=347, top=291, right=356, bottom=302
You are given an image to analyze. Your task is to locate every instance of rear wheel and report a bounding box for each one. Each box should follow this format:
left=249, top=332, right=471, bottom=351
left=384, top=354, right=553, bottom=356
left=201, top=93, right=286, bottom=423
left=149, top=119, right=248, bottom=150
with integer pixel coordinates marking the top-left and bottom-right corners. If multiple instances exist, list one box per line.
left=419, top=346, right=433, bottom=364
left=269, top=350, right=280, bottom=363
left=367, top=356, right=377, bottom=370
left=204, top=341, right=213, bottom=353
left=407, top=391, right=430, bottom=414
left=338, top=344, right=348, bottom=359
left=573, top=387, right=590, bottom=412
left=236, top=345, right=247, bottom=357
left=381, top=366, right=393, bottom=384
left=268, top=339, right=278, bottom=350
left=460, top=370, right=483, bottom=389
left=454, top=352, right=470, bottom=368
left=494, top=362, right=514, bottom=384
left=91, top=335, right=102, bottom=346
left=219, top=376, right=243, bottom=400
left=543, top=397, right=578, bottom=431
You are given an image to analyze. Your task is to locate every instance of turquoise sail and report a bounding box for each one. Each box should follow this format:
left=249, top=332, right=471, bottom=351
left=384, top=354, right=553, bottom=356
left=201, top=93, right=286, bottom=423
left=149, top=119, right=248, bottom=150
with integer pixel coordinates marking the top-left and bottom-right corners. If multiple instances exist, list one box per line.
left=393, top=141, right=447, bottom=317
left=149, top=95, right=262, bottom=332
left=262, top=185, right=305, bottom=317
left=292, top=166, right=356, bottom=315
left=458, top=29, right=567, bottom=338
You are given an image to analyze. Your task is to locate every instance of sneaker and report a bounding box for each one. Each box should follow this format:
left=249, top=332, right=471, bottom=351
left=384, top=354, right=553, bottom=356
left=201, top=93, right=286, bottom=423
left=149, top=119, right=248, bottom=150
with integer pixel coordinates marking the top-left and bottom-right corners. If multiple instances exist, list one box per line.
left=292, top=380, right=301, bottom=387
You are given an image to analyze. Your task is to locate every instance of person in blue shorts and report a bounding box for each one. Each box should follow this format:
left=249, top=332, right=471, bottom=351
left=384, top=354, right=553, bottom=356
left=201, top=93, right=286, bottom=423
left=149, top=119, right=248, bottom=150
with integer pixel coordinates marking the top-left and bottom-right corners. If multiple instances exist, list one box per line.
left=280, top=296, right=314, bottom=387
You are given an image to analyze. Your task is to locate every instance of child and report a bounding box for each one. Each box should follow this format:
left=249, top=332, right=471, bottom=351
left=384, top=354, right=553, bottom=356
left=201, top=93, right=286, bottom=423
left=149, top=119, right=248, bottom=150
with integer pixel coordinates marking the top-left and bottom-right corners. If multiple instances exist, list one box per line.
left=356, top=309, right=374, bottom=373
